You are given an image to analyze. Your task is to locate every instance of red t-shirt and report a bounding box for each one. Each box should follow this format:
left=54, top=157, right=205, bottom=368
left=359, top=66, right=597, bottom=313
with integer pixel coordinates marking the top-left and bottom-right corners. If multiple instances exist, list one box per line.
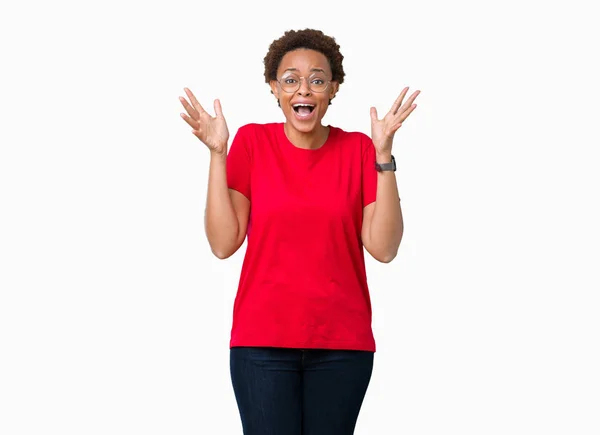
left=226, top=122, right=378, bottom=352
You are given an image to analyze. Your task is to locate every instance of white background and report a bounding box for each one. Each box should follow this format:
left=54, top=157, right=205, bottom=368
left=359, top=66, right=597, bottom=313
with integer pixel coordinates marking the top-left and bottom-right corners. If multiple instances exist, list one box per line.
left=1, top=0, right=599, bottom=434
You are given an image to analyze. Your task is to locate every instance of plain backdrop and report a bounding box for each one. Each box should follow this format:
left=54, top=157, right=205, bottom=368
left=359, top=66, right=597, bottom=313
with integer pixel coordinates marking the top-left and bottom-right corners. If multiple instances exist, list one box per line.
left=1, top=0, right=599, bottom=434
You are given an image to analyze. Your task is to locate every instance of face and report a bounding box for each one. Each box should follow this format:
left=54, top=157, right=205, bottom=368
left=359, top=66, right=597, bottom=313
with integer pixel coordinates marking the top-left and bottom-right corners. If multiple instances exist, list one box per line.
left=270, top=49, right=338, bottom=134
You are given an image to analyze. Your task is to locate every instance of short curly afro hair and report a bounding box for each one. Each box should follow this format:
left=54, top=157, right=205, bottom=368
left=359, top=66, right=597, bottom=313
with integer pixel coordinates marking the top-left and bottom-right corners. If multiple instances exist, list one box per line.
left=263, top=29, right=345, bottom=85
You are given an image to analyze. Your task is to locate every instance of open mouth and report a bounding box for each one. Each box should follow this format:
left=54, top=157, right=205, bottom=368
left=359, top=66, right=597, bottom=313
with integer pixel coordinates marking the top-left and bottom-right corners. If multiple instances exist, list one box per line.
left=293, top=103, right=315, bottom=116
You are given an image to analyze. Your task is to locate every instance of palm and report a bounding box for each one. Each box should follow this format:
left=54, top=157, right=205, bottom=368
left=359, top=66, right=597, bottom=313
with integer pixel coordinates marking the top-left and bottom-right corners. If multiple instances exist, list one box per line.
left=199, top=115, right=229, bottom=150
left=371, top=115, right=397, bottom=150
left=179, top=87, right=229, bottom=154
left=370, top=87, right=420, bottom=152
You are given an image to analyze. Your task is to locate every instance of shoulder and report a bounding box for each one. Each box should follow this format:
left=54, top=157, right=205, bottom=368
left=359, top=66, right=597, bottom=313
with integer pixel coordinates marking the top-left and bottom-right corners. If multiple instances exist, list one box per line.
left=237, top=122, right=280, bottom=135
left=329, top=126, right=374, bottom=155
left=235, top=123, right=280, bottom=144
left=232, top=123, right=281, bottom=158
left=234, top=123, right=259, bottom=139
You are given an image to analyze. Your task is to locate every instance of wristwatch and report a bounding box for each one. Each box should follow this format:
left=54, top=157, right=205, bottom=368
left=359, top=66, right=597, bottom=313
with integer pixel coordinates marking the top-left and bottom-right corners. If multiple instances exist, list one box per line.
left=375, top=155, right=396, bottom=172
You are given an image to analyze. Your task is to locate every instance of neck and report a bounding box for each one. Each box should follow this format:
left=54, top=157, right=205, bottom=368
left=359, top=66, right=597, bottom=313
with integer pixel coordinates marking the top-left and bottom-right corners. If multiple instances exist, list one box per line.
left=284, top=123, right=329, bottom=150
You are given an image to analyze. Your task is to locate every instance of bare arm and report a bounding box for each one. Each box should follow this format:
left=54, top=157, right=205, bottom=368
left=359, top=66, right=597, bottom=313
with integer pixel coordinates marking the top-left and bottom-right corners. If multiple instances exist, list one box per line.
left=179, top=87, right=250, bottom=259
left=362, top=150, right=403, bottom=263
left=205, top=151, right=250, bottom=259
left=363, top=86, right=419, bottom=263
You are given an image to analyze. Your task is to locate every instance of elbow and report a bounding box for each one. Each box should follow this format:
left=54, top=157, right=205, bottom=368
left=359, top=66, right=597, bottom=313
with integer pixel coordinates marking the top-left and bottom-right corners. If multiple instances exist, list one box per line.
left=367, top=225, right=403, bottom=264
left=206, top=237, right=233, bottom=259
left=373, top=246, right=400, bottom=264
left=212, top=249, right=232, bottom=260
left=367, top=247, right=398, bottom=263
left=206, top=227, right=242, bottom=260
left=378, top=251, right=397, bottom=264
left=210, top=242, right=238, bottom=260
left=364, top=242, right=399, bottom=263
left=209, top=238, right=242, bottom=260
left=380, top=233, right=403, bottom=263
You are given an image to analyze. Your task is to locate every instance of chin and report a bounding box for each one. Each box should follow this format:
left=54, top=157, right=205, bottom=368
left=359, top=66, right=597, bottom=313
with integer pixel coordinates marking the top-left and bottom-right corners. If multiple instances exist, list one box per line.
left=285, top=108, right=325, bottom=133
left=289, top=119, right=317, bottom=134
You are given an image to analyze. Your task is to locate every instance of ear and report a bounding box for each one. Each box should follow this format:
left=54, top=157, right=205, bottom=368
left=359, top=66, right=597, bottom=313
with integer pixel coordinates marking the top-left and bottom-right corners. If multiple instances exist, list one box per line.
left=329, top=81, right=339, bottom=101
left=269, top=80, right=280, bottom=100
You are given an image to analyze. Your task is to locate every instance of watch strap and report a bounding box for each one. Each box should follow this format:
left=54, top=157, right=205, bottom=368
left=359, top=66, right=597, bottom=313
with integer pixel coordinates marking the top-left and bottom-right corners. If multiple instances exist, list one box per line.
left=375, top=155, right=396, bottom=172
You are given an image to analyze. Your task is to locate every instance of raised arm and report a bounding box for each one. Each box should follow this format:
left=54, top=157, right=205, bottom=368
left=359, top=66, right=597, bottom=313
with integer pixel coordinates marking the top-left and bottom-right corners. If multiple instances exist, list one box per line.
left=180, top=88, right=250, bottom=259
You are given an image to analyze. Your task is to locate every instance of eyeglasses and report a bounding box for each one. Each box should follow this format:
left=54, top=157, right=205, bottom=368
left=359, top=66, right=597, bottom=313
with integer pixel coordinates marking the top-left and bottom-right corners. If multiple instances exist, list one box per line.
left=277, top=72, right=331, bottom=93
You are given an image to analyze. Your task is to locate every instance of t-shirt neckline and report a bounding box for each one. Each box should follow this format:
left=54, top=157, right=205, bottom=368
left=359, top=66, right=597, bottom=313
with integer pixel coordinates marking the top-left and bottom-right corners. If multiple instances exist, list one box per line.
left=279, top=122, right=335, bottom=152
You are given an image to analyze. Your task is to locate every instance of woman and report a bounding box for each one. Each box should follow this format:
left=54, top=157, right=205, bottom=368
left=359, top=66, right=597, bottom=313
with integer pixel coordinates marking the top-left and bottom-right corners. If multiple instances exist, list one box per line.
left=179, top=28, right=419, bottom=435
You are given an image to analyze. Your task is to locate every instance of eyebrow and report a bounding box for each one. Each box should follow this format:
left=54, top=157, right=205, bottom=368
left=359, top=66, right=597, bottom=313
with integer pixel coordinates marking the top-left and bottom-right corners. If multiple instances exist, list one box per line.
left=283, top=68, right=327, bottom=73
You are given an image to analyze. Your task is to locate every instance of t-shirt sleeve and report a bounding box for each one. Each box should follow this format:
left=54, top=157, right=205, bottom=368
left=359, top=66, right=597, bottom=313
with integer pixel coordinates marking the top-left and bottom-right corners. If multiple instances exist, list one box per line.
left=226, top=125, right=252, bottom=201
left=362, top=134, right=378, bottom=207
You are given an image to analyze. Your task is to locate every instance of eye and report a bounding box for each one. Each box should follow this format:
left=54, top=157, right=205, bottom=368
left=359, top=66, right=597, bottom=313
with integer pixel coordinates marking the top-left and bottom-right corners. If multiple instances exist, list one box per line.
left=311, top=79, right=325, bottom=85
left=284, top=78, right=298, bottom=84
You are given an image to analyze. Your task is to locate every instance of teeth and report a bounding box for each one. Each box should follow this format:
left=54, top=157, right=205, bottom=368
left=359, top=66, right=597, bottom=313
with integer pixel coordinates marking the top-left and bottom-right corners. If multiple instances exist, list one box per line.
left=293, top=103, right=314, bottom=107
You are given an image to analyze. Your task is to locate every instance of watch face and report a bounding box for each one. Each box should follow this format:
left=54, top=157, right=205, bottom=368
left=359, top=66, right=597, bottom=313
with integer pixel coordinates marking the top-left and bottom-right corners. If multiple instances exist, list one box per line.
left=375, top=155, right=395, bottom=171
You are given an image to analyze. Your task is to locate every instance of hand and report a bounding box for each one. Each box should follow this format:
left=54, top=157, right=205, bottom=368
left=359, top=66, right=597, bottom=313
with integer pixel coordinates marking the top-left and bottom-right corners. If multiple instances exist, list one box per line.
left=179, top=87, right=229, bottom=156
left=370, top=87, right=420, bottom=154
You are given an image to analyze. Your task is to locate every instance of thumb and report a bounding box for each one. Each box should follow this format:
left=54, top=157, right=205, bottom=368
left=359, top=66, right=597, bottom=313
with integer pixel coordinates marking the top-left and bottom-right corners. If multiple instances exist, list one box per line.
left=370, top=107, right=378, bottom=123
left=214, top=99, right=224, bottom=118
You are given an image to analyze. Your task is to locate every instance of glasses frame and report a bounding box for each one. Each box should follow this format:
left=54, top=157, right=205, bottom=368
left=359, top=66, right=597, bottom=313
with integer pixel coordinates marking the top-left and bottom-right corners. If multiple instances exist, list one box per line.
left=276, top=72, right=332, bottom=94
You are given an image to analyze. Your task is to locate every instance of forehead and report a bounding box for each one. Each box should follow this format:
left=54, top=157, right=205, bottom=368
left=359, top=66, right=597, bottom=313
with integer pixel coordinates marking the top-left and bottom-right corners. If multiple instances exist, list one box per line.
left=278, top=49, right=331, bottom=74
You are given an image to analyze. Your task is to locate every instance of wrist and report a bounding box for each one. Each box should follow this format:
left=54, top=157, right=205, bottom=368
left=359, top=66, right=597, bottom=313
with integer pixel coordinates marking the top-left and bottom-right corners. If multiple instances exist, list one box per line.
left=210, top=148, right=228, bottom=160
left=375, top=150, right=393, bottom=163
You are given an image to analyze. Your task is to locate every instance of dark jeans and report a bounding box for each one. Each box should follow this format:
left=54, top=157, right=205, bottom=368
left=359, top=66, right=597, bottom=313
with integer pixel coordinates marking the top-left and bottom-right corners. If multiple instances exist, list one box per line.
left=230, top=346, right=374, bottom=435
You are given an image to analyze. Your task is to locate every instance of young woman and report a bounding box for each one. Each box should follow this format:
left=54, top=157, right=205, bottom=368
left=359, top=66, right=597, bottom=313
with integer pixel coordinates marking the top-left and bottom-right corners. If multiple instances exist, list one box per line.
left=179, top=28, right=419, bottom=435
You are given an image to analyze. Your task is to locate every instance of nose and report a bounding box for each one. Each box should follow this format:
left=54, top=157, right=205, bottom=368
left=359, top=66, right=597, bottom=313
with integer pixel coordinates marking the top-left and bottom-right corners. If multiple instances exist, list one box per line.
left=297, top=77, right=311, bottom=96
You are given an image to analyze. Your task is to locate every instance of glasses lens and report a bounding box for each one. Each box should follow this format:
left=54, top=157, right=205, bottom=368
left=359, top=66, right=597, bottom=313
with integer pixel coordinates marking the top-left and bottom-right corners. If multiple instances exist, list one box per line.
left=279, top=73, right=330, bottom=93
left=308, top=74, right=328, bottom=92
left=280, top=73, right=300, bottom=92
